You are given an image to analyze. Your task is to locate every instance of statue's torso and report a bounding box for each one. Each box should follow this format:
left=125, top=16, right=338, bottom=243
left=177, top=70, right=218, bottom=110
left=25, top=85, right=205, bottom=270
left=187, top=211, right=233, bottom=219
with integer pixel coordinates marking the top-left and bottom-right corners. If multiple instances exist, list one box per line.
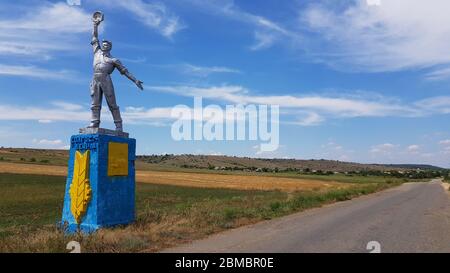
left=93, top=51, right=115, bottom=75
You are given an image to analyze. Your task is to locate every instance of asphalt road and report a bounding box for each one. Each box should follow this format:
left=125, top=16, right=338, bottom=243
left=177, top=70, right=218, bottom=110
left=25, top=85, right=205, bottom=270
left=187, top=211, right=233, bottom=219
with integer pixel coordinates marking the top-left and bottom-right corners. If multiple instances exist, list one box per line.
left=163, top=179, right=450, bottom=253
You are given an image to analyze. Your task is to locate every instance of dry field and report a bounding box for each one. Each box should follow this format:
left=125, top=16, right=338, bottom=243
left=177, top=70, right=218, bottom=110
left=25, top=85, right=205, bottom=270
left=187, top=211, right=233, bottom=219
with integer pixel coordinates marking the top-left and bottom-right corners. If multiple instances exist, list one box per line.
left=0, top=162, right=348, bottom=192
left=0, top=162, right=67, bottom=176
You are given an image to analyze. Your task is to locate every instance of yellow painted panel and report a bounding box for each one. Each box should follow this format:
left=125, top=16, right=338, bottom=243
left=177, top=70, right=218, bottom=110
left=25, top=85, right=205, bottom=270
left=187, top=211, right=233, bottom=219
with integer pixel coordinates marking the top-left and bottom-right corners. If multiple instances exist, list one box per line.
left=69, top=150, right=92, bottom=224
left=108, top=142, right=128, bottom=176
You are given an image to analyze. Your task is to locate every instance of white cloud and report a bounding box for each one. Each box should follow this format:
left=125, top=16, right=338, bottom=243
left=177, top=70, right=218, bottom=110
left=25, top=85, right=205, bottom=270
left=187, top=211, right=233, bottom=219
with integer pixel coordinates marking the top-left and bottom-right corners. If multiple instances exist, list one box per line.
left=367, top=147, right=449, bottom=168
left=208, top=152, right=223, bottom=156
left=370, top=143, right=397, bottom=154
left=360, top=138, right=450, bottom=167
left=250, top=31, right=277, bottom=51
left=120, top=57, right=147, bottom=64
left=416, top=96, right=450, bottom=114
left=439, top=139, right=450, bottom=146
left=0, top=102, right=175, bottom=126
left=0, top=80, right=428, bottom=128
left=31, top=138, right=68, bottom=149
left=0, top=4, right=89, bottom=33
left=0, top=2, right=90, bottom=58
left=407, top=144, right=420, bottom=153
left=188, top=0, right=297, bottom=50
left=184, top=0, right=450, bottom=77
left=366, top=0, right=382, bottom=6
left=292, top=112, right=324, bottom=126
left=424, top=67, right=450, bottom=81
left=123, top=106, right=175, bottom=125
left=0, top=83, right=448, bottom=132
left=318, top=141, right=352, bottom=161
left=300, top=0, right=450, bottom=72
left=0, top=65, right=74, bottom=80
left=51, top=101, right=83, bottom=111
left=253, top=144, right=286, bottom=157
left=180, top=64, right=241, bottom=77
left=33, top=139, right=63, bottom=146
left=147, top=84, right=427, bottom=125
left=0, top=104, right=89, bottom=123
left=322, top=141, right=343, bottom=151
left=93, top=0, right=185, bottom=38
left=0, top=101, right=235, bottom=126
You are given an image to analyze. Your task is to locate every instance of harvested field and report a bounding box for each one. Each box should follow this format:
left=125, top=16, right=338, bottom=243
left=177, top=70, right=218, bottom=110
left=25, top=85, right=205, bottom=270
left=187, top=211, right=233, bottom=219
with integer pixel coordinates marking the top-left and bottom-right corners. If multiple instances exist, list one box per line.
left=0, top=162, right=348, bottom=192
left=135, top=171, right=349, bottom=192
left=0, top=162, right=67, bottom=176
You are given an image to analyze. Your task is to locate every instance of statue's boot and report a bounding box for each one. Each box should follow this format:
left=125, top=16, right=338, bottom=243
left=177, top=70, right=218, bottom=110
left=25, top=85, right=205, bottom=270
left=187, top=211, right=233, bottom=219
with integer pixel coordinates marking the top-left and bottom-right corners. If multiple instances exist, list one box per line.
left=89, top=106, right=101, bottom=128
left=115, top=122, right=123, bottom=132
left=111, top=106, right=123, bottom=132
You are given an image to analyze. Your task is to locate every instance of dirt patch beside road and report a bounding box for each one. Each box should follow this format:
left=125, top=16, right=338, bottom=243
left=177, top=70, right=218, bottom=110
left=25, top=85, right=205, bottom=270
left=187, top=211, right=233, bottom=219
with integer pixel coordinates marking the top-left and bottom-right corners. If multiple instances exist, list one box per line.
left=442, top=181, right=449, bottom=192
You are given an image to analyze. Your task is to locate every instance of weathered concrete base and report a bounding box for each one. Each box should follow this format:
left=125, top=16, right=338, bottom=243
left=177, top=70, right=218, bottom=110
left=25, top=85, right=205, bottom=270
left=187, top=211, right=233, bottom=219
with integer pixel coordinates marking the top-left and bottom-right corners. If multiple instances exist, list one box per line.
left=79, top=127, right=129, bottom=138
left=60, top=133, right=136, bottom=234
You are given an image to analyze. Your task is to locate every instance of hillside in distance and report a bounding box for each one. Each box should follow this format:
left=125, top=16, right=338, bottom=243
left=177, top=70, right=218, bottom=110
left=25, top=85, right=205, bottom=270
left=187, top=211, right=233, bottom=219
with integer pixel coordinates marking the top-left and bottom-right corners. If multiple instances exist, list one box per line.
left=379, top=164, right=446, bottom=171
left=0, top=148, right=445, bottom=172
left=137, top=154, right=444, bottom=172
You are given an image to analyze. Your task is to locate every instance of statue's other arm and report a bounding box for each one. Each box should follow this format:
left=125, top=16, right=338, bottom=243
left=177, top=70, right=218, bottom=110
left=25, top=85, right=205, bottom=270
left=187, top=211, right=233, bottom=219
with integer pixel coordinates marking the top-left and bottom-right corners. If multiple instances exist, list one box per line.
left=91, top=22, right=101, bottom=53
left=114, top=59, right=144, bottom=90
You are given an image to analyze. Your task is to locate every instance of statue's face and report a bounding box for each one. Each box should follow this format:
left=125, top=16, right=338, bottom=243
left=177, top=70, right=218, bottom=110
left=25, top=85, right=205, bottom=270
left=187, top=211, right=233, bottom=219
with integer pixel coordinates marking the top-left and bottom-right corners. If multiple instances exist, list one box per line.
left=101, top=41, right=112, bottom=52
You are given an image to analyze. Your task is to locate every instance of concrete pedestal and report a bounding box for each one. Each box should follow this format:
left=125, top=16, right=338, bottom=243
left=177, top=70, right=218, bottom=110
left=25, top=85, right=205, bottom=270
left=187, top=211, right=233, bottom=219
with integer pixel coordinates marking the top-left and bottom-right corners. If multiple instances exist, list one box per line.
left=60, top=132, right=136, bottom=233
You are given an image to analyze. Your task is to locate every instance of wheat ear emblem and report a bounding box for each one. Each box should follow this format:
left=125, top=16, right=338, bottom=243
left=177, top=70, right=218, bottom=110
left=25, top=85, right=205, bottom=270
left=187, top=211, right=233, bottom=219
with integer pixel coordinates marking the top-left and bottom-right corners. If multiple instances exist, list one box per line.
left=69, top=150, right=92, bottom=224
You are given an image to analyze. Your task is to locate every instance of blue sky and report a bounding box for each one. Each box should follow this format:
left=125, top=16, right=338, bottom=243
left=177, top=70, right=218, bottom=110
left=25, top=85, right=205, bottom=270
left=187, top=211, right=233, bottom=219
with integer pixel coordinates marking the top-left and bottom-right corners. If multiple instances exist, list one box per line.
left=0, top=0, right=449, bottom=167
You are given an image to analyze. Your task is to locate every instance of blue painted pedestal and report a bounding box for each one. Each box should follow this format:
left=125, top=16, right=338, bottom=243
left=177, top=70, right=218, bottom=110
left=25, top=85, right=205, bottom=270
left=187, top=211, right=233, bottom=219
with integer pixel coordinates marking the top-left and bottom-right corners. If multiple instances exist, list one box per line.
left=60, top=133, right=136, bottom=233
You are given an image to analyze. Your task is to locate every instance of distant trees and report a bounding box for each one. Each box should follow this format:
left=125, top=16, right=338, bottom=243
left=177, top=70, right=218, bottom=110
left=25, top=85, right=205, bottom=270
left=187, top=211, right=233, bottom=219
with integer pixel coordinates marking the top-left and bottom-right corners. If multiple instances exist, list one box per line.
left=134, top=154, right=449, bottom=179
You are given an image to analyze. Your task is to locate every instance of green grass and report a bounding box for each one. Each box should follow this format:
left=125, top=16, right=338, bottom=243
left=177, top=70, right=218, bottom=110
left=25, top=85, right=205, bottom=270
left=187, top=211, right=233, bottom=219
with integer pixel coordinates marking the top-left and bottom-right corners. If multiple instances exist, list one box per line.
left=0, top=174, right=65, bottom=234
left=0, top=173, right=401, bottom=253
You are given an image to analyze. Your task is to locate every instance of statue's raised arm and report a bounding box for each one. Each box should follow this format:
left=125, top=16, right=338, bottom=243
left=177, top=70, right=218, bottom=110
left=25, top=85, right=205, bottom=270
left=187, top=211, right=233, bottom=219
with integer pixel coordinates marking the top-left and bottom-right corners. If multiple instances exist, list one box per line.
left=91, top=12, right=103, bottom=53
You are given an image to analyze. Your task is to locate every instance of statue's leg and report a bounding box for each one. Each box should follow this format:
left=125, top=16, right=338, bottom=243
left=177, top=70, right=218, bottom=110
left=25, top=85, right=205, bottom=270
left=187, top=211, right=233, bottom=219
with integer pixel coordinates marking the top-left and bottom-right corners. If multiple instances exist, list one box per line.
left=103, top=78, right=123, bottom=132
left=90, top=80, right=102, bottom=128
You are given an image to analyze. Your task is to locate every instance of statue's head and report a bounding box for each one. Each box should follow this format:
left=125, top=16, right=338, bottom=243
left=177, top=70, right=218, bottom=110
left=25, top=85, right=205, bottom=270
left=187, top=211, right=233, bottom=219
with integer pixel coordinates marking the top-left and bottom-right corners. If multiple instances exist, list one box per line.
left=101, top=40, right=112, bottom=52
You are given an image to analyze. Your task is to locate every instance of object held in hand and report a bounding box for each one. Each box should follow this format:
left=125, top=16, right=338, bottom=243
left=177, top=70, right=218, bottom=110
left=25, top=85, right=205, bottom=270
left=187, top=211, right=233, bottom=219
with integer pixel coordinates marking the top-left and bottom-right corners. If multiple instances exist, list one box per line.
left=92, top=11, right=104, bottom=24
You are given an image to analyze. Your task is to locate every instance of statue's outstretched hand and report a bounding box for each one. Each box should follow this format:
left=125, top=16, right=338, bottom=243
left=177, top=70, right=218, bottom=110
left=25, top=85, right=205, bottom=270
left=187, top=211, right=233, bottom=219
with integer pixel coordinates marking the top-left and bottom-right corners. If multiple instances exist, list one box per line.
left=135, top=80, right=144, bottom=91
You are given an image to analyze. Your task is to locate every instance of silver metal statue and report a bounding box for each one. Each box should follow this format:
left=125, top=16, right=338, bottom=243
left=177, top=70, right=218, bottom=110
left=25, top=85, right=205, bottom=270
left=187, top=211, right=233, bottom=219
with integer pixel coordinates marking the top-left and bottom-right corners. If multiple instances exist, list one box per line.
left=89, top=11, right=143, bottom=132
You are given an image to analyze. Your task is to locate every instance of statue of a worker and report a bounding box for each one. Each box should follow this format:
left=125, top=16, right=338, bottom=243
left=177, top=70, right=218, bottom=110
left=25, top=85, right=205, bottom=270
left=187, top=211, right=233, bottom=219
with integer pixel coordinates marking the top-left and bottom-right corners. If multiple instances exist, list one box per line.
left=89, top=12, right=143, bottom=132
